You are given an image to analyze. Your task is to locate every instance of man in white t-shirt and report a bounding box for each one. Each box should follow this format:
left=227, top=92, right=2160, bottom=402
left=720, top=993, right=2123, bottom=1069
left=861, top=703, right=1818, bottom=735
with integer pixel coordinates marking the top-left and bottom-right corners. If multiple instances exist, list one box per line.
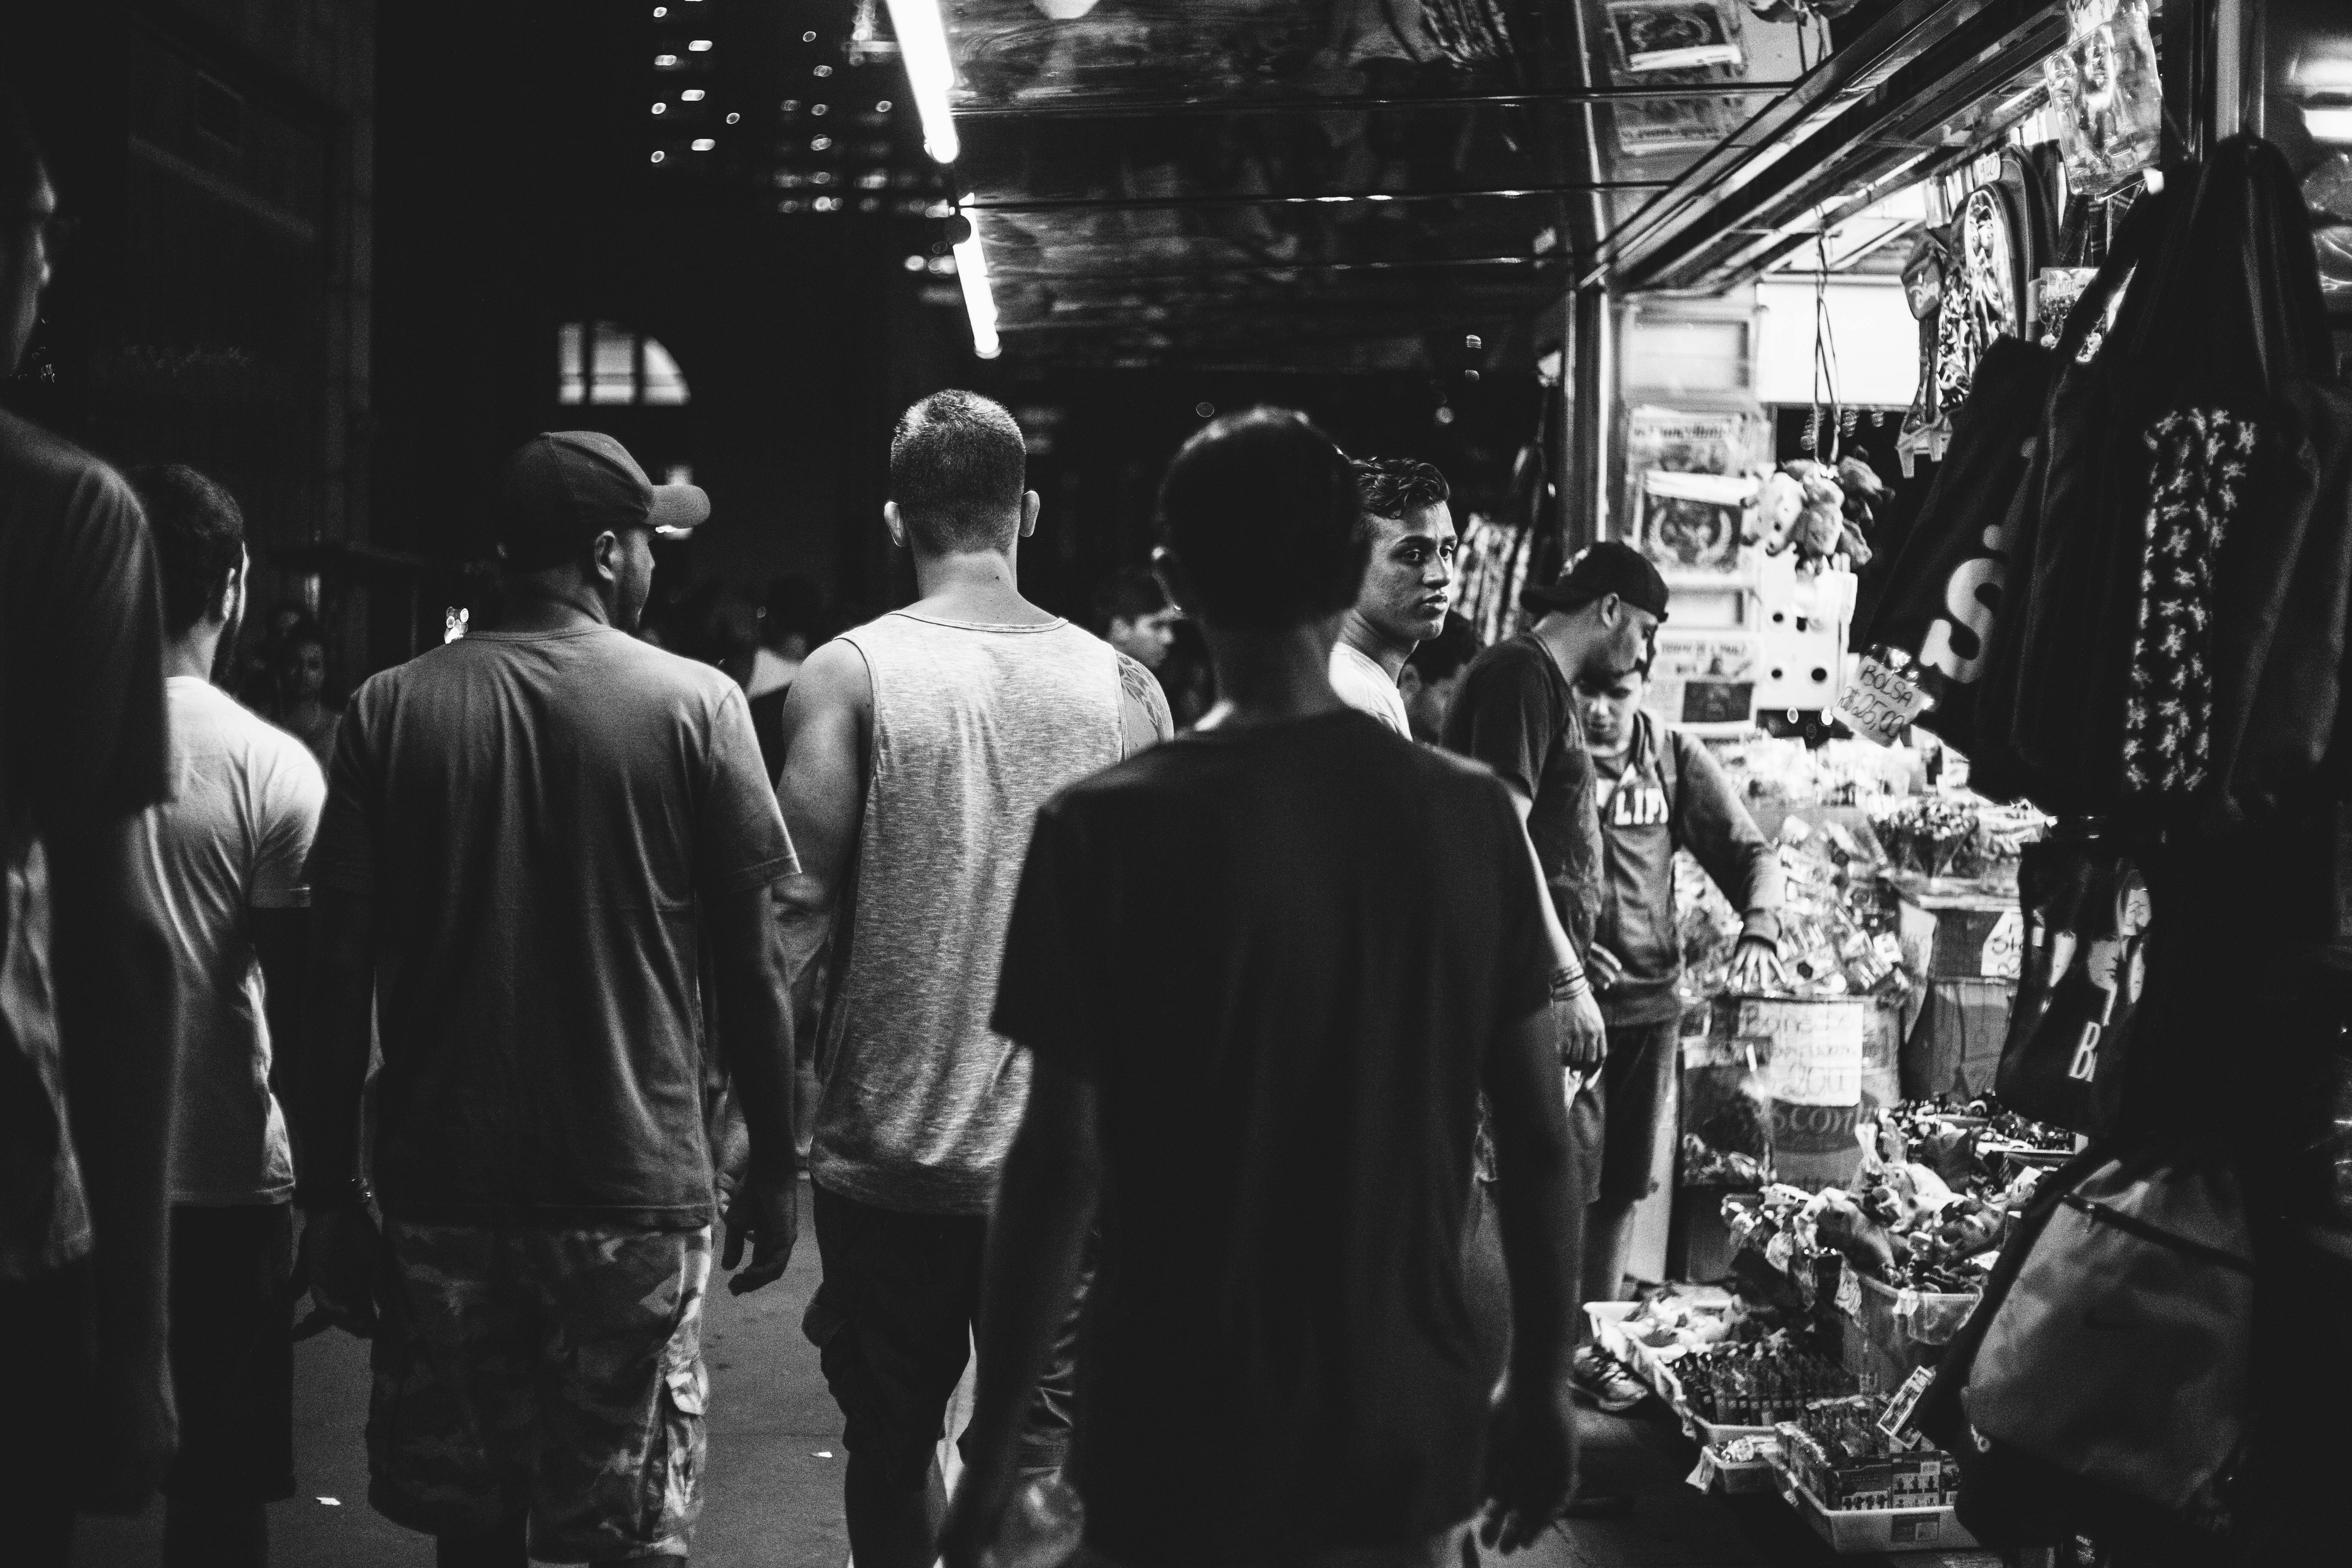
left=130, top=466, right=324, bottom=1568
left=1328, top=458, right=1457, bottom=735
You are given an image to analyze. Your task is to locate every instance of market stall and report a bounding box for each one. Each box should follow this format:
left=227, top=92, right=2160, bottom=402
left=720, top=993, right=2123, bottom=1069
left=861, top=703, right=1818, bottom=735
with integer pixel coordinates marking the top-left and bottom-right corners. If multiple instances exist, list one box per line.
left=1571, top=0, right=2352, bottom=1556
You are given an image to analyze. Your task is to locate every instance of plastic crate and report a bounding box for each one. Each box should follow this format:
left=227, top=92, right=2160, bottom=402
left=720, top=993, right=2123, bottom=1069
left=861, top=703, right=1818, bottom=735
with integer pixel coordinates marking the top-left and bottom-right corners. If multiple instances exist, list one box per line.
left=1772, top=1457, right=1981, bottom=1554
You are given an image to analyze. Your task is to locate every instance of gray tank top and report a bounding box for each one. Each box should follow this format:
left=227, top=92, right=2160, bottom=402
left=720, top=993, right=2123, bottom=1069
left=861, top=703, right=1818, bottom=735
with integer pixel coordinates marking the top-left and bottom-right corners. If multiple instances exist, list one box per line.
left=812, top=610, right=1125, bottom=1213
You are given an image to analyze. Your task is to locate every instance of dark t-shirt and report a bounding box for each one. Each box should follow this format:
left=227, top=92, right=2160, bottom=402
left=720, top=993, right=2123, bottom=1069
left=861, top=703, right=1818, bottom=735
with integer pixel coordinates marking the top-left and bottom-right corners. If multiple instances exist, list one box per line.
left=1440, top=633, right=1602, bottom=960
left=0, top=410, right=171, bottom=1280
left=306, top=626, right=798, bottom=1227
left=992, top=711, right=1553, bottom=1562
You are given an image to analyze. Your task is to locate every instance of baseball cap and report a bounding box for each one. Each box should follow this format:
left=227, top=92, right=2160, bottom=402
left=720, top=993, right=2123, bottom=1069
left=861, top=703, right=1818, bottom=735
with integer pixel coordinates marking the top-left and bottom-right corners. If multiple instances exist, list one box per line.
left=496, top=431, right=709, bottom=567
left=1519, top=539, right=1671, bottom=622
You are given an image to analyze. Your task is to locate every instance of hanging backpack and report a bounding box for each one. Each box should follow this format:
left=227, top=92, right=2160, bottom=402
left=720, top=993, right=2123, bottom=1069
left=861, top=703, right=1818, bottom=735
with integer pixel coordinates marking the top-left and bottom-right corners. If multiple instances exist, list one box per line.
left=1919, top=1148, right=2255, bottom=1554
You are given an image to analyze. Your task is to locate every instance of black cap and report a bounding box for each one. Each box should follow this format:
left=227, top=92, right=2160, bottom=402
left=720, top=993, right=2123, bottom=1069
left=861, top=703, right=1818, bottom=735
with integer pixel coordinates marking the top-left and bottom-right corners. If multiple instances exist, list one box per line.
left=1519, top=540, right=1670, bottom=622
left=496, top=432, right=709, bottom=568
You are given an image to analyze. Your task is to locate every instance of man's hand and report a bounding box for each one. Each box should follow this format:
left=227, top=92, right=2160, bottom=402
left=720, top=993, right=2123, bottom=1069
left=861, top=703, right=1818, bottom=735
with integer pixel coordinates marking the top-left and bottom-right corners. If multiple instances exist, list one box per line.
left=937, top=1469, right=1015, bottom=1568
left=1725, top=936, right=1787, bottom=995
left=1585, top=945, right=1626, bottom=994
left=302, top=1205, right=381, bottom=1338
left=1479, top=1378, right=1577, bottom=1553
left=76, top=1352, right=176, bottom=1514
left=1553, top=983, right=1607, bottom=1074
left=722, top=1169, right=799, bottom=1295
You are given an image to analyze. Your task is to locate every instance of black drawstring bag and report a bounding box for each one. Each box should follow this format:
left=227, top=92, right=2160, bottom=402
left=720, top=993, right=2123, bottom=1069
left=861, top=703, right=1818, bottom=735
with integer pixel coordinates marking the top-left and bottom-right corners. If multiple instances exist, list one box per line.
left=2002, top=138, right=2345, bottom=821
left=1994, top=837, right=2151, bottom=1136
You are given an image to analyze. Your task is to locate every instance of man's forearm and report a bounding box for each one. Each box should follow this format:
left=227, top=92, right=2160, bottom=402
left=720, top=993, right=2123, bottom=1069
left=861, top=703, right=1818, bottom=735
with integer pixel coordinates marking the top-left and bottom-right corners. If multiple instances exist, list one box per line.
left=964, top=1088, right=1100, bottom=1498
left=1493, top=1118, right=1580, bottom=1388
left=298, top=894, right=375, bottom=1197
left=713, top=882, right=798, bottom=1177
left=774, top=872, right=836, bottom=1017
left=1486, top=1014, right=1582, bottom=1391
left=52, top=821, right=179, bottom=1367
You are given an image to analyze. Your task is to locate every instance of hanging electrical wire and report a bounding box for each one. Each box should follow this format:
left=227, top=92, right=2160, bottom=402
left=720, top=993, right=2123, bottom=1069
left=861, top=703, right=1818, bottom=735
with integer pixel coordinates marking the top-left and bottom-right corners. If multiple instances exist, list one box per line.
left=1812, top=226, right=1844, bottom=462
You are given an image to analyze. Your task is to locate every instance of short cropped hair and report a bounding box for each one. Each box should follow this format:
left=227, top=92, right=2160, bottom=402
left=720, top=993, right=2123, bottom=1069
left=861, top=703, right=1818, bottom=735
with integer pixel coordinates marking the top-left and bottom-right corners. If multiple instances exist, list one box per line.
left=1354, top=457, right=1450, bottom=523
left=1092, top=567, right=1166, bottom=629
left=1406, top=611, right=1480, bottom=684
left=1158, top=407, right=1360, bottom=630
left=889, top=390, right=1026, bottom=554
left=133, top=464, right=246, bottom=635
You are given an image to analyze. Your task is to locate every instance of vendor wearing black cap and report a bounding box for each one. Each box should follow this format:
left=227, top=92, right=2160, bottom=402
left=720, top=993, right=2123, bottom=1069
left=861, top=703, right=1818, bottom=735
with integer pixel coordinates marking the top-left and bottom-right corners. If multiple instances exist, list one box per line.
left=1438, top=541, right=1666, bottom=1494
left=297, top=431, right=803, bottom=1565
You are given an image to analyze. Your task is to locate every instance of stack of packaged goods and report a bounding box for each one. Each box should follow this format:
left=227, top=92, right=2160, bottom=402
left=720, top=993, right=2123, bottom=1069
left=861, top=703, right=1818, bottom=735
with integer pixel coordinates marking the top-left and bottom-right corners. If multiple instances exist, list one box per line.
left=1775, top=1394, right=1963, bottom=1512
left=1676, top=1340, right=1855, bottom=1430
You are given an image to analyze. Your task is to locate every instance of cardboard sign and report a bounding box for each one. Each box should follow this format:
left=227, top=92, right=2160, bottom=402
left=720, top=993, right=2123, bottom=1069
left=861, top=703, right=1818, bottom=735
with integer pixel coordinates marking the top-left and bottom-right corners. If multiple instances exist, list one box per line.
left=1835, top=653, right=1932, bottom=747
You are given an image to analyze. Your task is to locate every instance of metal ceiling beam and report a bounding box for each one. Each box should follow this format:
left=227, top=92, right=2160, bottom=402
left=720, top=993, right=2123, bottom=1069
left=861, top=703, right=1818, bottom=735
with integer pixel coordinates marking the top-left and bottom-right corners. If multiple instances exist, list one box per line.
left=949, top=83, right=1805, bottom=121
left=1584, top=0, right=2061, bottom=291
left=1635, top=6, right=2061, bottom=292
left=995, top=255, right=1582, bottom=282
left=964, top=181, right=1667, bottom=213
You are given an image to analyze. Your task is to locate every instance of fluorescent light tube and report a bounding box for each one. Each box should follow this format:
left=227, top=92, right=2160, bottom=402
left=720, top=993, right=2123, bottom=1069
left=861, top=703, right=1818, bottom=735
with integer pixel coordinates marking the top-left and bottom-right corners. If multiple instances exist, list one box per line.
left=954, top=198, right=999, bottom=358
left=884, top=0, right=960, bottom=163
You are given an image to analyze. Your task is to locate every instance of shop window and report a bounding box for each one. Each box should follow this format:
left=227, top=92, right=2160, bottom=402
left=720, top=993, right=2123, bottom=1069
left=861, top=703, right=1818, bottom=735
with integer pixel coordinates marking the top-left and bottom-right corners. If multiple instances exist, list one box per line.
left=556, top=322, right=690, bottom=407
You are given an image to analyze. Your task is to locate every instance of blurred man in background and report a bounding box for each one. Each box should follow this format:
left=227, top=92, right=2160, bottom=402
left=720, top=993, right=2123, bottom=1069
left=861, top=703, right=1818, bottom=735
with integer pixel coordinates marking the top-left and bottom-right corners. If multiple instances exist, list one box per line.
left=1094, top=567, right=1179, bottom=677
left=133, top=464, right=322, bottom=1568
left=0, top=86, right=183, bottom=1565
left=1401, top=612, right=1479, bottom=746
left=750, top=574, right=824, bottom=700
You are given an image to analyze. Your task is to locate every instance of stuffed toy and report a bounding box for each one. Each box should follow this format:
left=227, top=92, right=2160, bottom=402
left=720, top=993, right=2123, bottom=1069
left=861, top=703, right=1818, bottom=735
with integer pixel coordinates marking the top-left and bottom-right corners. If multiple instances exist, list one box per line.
left=1752, top=459, right=1875, bottom=571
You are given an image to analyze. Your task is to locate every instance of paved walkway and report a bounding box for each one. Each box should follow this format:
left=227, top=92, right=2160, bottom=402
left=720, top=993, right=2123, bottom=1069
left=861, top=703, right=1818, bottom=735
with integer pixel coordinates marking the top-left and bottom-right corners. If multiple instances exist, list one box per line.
left=69, top=1181, right=1994, bottom=1568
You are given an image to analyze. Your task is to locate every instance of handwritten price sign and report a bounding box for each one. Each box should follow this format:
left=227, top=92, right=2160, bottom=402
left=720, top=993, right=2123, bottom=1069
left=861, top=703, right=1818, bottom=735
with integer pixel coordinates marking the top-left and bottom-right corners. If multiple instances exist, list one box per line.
left=1835, top=653, right=1932, bottom=747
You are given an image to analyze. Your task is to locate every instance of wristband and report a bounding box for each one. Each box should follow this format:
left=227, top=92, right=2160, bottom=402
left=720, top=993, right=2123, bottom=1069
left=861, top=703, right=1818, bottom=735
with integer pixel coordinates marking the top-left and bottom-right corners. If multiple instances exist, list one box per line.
left=1550, top=967, right=1592, bottom=1004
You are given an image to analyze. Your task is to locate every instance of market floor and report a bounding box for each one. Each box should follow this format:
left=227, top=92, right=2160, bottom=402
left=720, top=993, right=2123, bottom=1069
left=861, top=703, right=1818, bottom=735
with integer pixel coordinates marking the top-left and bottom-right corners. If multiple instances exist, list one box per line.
left=68, top=1185, right=1984, bottom=1568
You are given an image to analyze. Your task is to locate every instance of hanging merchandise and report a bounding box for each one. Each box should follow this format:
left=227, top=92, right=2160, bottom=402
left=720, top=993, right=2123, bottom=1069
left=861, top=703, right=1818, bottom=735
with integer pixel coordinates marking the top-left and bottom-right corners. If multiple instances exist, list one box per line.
left=1623, top=405, right=1773, bottom=576
left=2308, top=154, right=2352, bottom=314
left=1931, top=150, right=2053, bottom=418
left=1602, top=0, right=1746, bottom=75
left=1994, top=137, right=2352, bottom=825
left=1455, top=511, right=1539, bottom=645
left=1897, top=227, right=1960, bottom=473
left=1456, top=395, right=1565, bottom=644
left=1993, top=837, right=2150, bottom=1136
left=1845, top=336, right=2057, bottom=759
left=1920, top=1152, right=2254, bottom=1551
left=2042, top=0, right=2163, bottom=199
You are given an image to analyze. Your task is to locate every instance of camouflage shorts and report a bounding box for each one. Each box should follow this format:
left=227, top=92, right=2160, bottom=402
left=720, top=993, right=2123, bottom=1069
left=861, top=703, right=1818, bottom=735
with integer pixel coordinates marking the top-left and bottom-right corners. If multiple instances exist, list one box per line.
left=368, top=1221, right=711, bottom=1562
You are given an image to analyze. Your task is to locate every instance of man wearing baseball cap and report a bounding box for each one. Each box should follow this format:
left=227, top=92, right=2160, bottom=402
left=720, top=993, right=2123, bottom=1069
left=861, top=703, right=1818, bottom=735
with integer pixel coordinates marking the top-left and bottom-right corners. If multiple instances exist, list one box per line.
left=298, top=432, right=802, bottom=1565
left=1439, top=540, right=1665, bottom=1505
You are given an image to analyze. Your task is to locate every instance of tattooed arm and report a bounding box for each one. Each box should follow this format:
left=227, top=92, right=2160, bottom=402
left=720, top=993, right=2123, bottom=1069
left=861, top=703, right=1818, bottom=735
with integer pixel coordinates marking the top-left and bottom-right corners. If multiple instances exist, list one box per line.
left=1117, top=651, right=1175, bottom=756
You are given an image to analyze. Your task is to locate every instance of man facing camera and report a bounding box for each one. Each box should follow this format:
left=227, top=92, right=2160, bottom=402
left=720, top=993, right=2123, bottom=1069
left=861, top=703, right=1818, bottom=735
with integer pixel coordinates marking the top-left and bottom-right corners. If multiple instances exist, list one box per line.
left=1327, top=457, right=1457, bottom=735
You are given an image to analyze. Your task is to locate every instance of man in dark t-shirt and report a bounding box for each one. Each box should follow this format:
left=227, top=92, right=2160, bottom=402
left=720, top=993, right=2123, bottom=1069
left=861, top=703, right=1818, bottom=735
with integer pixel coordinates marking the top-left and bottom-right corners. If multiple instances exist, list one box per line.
left=1439, top=542, right=1667, bottom=1477
left=0, top=94, right=182, bottom=1563
left=1441, top=541, right=1667, bottom=966
left=298, top=433, right=802, bottom=1565
left=941, top=408, right=1583, bottom=1568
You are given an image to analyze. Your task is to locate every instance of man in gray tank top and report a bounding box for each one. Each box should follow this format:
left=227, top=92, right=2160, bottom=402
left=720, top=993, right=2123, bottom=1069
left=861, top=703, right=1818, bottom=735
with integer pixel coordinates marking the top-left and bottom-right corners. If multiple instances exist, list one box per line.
left=775, top=390, right=1170, bottom=1568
